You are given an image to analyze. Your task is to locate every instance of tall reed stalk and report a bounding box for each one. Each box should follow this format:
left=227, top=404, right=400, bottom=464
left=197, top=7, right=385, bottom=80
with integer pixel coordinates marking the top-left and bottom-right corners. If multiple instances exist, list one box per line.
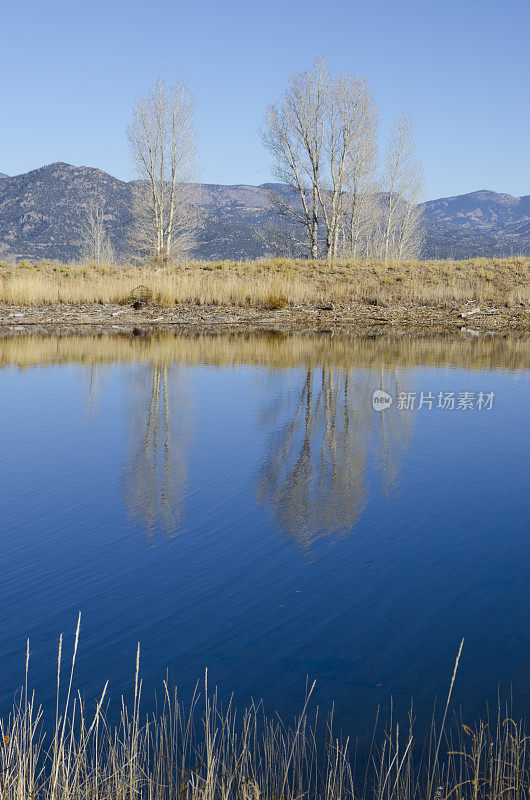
left=1, top=628, right=528, bottom=800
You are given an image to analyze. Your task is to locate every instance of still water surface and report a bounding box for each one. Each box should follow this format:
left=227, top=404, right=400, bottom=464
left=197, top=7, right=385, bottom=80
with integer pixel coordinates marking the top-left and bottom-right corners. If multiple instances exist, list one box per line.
left=1, top=334, right=529, bottom=736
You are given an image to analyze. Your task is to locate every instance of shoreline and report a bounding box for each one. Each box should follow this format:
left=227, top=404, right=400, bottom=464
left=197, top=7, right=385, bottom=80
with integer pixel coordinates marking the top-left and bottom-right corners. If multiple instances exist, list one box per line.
left=2, top=301, right=530, bottom=338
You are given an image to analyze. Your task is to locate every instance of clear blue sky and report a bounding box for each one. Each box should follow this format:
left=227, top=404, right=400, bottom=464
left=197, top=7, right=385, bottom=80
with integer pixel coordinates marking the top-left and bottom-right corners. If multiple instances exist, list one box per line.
left=1, top=0, right=528, bottom=200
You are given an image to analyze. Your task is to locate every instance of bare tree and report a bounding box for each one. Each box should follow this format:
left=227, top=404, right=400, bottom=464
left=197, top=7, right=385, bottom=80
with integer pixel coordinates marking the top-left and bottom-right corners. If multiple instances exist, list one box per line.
left=262, top=59, right=379, bottom=261
left=79, top=198, right=114, bottom=265
left=337, top=128, right=379, bottom=259
left=381, top=113, right=423, bottom=261
left=129, top=179, right=198, bottom=264
left=128, top=75, right=198, bottom=265
left=261, top=58, right=329, bottom=259
left=262, top=64, right=425, bottom=262
left=319, top=73, right=379, bottom=260
left=396, top=191, right=424, bottom=259
left=339, top=183, right=382, bottom=258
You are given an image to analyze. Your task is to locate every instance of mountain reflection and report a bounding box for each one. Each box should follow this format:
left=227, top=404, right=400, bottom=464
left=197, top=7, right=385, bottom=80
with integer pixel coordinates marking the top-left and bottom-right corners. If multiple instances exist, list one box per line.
left=123, top=364, right=191, bottom=540
left=257, top=366, right=414, bottom=549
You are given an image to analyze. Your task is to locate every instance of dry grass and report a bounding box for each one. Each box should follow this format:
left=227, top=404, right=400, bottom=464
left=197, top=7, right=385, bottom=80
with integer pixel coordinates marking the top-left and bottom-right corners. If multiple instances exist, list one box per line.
left=1, top=257, right=529, bottom=308
left=2, top=626, right=530, bottom=800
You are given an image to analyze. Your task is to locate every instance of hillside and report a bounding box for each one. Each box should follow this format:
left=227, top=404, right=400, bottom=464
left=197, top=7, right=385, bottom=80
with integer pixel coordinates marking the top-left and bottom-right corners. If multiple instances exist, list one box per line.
left=420, top=190, right=530, bottom=258
left=0, top=162, right=528, bottom=261
left=0, top=163, right=133, bottom=261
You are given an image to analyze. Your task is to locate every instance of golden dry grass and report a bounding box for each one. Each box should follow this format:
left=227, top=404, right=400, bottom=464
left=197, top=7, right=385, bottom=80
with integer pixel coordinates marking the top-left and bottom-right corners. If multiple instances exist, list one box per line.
left=1, top=256, right=529, bottom=308
left=2, top=626, right=530, bottom=800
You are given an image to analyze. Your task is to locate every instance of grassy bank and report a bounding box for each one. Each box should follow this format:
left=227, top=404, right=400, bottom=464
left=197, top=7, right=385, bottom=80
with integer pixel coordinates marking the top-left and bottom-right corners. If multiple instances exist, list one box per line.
left=1, top=630, right=528, bottom=800
left=1, top=257, right=529, bottom=308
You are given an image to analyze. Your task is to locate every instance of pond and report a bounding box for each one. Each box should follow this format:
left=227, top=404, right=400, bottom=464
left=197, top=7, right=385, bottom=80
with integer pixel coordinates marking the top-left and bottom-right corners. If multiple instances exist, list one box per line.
left=1, top=333, right=529, bottom=740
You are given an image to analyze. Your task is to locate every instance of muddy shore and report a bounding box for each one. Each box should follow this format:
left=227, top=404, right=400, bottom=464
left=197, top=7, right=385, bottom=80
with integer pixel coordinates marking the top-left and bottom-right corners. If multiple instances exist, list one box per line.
left=1, top=302, right=530, bottom=338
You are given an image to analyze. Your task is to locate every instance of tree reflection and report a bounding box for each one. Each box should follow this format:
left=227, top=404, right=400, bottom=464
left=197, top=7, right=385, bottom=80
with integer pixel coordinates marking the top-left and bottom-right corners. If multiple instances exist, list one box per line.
left=80, top=363, right=111, bottom=419
left=375, top=368, right=414, bottom=498
left=257, top=366, right=414, bottom=550
left=76, top=336, right=414, bottom=549
left=123, top=363, right=191, bottom=541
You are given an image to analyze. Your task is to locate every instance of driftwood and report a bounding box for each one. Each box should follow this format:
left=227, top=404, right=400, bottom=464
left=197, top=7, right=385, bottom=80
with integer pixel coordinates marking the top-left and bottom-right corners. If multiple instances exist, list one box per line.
left=459, top=306, right=500, bottom=319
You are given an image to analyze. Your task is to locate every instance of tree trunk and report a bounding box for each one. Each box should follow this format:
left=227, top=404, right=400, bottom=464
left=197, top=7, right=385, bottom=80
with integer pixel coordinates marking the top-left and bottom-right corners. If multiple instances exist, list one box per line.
left=311, top=184, right=319, bottom=259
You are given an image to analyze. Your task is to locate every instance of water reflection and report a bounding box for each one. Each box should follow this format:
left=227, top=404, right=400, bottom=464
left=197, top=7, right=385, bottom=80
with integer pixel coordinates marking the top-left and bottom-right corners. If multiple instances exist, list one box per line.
left=2, top=333, right=530, bottom=733
left=82, top=363, right=111, bottom=419
left=1, top=332, right=528, bottom=548
left=257, top=365, right=413, bottom=548
left=124, top=364, right=190, bottom=539
left=375, top=370, right=415, bottom=498
left=2, top=332, right=529, bottom=371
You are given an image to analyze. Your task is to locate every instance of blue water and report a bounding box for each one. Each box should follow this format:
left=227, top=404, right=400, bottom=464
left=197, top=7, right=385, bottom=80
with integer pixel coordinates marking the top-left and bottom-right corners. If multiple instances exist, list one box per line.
left=1, top=336, right=529, bottom=739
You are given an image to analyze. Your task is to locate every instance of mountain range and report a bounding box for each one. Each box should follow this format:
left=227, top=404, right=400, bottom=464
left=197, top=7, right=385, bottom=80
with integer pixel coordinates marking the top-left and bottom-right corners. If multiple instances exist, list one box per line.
left=0, top=162, right=528, bottom=262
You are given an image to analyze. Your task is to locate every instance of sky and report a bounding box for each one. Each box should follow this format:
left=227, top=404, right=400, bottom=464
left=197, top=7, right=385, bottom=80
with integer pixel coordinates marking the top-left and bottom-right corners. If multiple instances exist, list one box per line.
left=1, top=0, right=528, bottom=200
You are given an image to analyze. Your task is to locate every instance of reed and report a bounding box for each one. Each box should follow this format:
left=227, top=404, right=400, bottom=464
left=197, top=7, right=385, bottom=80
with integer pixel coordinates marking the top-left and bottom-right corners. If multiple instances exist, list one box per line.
left=0, top=257, right=529, bottom=308
left=1, top=626, right=529, bottom=800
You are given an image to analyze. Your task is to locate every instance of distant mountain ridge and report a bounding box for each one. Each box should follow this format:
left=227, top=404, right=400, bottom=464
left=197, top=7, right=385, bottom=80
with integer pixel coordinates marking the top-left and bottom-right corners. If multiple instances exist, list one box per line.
left=420, top=190, right=530, bottom=258
left=0, top=162, right=528, bottom=261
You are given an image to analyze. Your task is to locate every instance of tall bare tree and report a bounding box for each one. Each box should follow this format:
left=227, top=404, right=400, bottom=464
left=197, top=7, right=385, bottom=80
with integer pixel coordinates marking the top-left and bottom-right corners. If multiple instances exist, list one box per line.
left=128, top=75, right=198, bottom=265
left=381, top=113, right=423, bottom=261
left=261, top=58, right=328, bottom=259
left=319, top=74, right=379, bottom=260
left=344, top=184, right=383, bottom=258
left=396, top=191, right=424, bottom=259
left=262, top=59, right=378, bottom=261
left=79, top=198, right=114, bottom=265
left=336, top=110, right=379, bottom=259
